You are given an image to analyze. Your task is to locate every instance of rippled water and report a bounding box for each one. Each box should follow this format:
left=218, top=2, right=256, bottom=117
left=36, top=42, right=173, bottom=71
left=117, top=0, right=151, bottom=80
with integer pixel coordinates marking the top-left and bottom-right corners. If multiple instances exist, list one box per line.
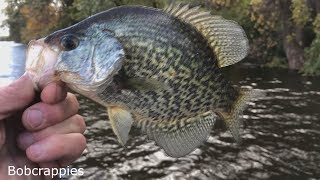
left=0, top=41, right=26, bottom=86
left=0, top=42, right=319, bottom=179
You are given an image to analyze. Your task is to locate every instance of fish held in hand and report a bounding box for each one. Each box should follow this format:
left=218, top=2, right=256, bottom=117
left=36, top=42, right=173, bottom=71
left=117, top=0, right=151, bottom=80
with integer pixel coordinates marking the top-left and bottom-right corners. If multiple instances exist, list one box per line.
left=25, top=3, right=262, bottom=157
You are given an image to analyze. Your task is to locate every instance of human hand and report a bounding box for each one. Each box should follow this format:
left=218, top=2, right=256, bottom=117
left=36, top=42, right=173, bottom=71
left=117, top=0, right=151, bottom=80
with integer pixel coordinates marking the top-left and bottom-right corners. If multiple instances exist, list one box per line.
left=0, top=73, right=86, bottom=179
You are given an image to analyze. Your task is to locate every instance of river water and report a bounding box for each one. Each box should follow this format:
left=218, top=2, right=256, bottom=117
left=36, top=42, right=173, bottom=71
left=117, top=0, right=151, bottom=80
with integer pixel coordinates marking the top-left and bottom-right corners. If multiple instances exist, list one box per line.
left=0, top=41, right=26, bottom=86
left=0, top=41, right=319, bottom=179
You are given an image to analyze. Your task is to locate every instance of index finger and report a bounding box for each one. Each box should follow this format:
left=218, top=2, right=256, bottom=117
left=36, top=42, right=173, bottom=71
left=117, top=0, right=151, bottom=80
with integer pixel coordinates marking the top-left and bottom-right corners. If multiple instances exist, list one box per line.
left=0, top=74, right=35, bottom=120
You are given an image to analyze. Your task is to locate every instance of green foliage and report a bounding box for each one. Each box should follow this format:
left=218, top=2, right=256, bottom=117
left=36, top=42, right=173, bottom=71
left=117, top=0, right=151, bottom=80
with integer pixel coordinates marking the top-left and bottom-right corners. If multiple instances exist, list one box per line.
left=301, top=14, right=320, bottom=76
left=302, top=35, right=320, bottom=76
left=291, top=0, right=311, bottom=27
left=313, top=14, right=320, bottom=34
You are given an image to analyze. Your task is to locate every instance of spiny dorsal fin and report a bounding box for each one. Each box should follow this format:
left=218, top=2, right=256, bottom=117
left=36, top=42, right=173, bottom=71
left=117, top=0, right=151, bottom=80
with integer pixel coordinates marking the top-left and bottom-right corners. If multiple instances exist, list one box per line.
left=137, top=112, right=218, bottom=157
left=164, top=3, right=249, bottom=68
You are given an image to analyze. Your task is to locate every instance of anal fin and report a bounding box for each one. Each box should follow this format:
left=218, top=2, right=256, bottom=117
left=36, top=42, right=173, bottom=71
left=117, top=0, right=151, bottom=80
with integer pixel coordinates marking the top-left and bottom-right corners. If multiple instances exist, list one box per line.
left=137, top=112, right=218, bottom=157
left=107, top=107, right=134, bottom=145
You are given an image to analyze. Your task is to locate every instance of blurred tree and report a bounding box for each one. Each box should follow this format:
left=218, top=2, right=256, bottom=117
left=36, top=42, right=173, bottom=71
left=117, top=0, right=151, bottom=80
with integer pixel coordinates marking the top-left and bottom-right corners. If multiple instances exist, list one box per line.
left=19, top=0, right=61, bottom=42
left=3, top=0, right=25, bottom=42
left=68, top=0, right=115, bottom=21
left=4, top=0, right=62, bottom=43
left=183, top=0, right=320, bottom=72
left=54, top=0, right=77, bottom=28
left=68, top=0, right=166, bottom=22
left=249, top=0, right=320, bottom=70
left=303, top=13, right=320, bottom=76
left=2, top=0, right=320, bottom=75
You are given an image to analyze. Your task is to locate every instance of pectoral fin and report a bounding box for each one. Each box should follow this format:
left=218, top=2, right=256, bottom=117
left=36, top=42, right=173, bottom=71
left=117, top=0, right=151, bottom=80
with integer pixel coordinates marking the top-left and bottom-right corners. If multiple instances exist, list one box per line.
left=137, top=112, right=218, bottom=157
left=107, top=107, right=134, bottom=145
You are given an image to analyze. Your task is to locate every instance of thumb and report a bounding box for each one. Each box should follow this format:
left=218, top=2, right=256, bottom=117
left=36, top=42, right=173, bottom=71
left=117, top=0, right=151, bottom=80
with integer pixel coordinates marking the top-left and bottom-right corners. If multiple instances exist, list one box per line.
left=0, top=73, right=35, bottom=120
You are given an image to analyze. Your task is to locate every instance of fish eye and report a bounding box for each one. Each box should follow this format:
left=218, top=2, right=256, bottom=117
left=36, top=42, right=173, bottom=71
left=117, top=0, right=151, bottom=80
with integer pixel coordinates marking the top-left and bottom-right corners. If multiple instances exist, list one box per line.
left=60, top=35, right=79, bottom=51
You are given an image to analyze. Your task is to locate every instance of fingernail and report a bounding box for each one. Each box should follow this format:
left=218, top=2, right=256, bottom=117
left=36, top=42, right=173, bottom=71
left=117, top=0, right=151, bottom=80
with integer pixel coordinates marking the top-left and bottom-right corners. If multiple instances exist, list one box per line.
left=27, top=110, right=43, bottom=128
left=18, top=132, right=34, bottom=149
left=28, top=143, right=43, bottom=159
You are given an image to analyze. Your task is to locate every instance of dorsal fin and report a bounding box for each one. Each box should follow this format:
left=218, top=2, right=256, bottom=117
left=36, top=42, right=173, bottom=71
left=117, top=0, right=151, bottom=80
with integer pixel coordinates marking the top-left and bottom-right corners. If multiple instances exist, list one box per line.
left=164, top=3, right=249, bottom=68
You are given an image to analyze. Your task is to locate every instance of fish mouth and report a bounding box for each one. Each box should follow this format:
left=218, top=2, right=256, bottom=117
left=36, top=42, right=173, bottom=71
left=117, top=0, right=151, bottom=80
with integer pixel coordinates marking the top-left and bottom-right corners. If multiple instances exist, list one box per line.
left=26, top=38, right=122, bottom=93
left=25, top=39, right=60, bottom=90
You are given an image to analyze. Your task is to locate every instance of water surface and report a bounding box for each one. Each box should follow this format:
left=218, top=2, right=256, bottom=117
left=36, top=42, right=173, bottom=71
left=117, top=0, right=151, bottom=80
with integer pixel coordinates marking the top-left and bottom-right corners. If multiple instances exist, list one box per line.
left=70, top=66, right=320, bottom=180
left=0, top=41, right=26, bottom=86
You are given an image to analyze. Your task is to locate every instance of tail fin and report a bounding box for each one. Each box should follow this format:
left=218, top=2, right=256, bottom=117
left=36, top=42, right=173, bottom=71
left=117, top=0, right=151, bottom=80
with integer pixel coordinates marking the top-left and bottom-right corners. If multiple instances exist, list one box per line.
left=219, top=89, right=265, bottom=143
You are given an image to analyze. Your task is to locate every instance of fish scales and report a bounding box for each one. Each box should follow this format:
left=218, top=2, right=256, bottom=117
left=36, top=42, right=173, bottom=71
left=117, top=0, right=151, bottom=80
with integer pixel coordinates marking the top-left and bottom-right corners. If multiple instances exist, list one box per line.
left=95, top=8, right=238, bottom=121
left=25, top=4, right=260, bottom=157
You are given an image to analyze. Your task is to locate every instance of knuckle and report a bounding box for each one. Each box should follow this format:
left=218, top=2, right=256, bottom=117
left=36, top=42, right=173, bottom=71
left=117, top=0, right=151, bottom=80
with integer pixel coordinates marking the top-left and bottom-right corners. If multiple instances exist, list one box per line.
left=23, top=103, right=49, bottom=130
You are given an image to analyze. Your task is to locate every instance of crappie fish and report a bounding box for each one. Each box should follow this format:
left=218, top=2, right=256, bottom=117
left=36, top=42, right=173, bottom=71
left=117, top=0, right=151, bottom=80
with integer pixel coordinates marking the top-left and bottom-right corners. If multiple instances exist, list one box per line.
left=26, top=3, right=260, bottom=157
